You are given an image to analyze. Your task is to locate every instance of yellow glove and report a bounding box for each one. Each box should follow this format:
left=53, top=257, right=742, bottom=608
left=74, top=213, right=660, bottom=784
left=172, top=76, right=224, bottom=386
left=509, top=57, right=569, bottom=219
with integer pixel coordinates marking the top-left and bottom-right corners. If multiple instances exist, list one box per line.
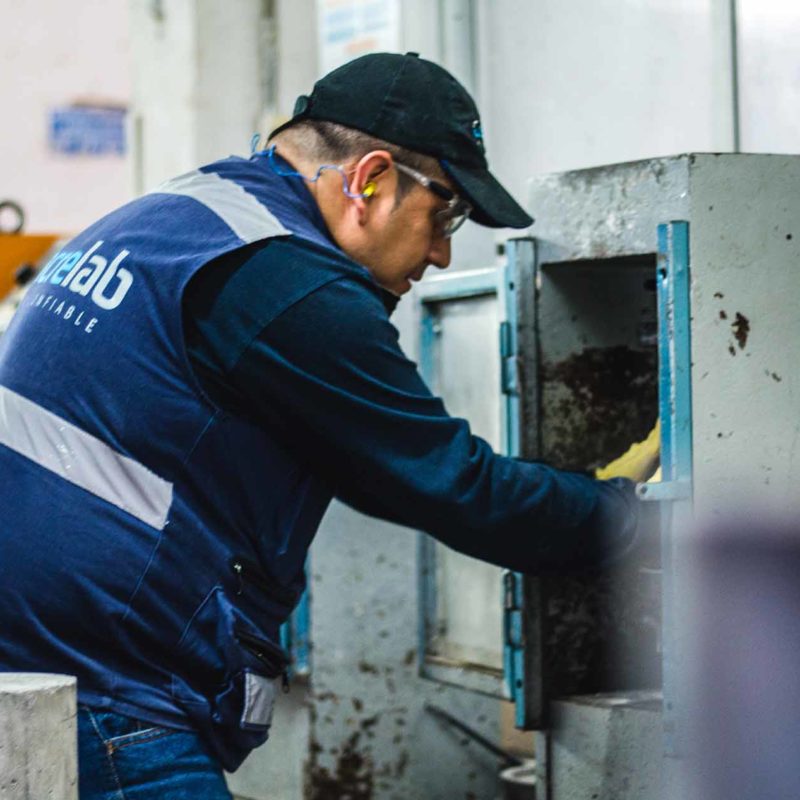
left=595, top=420, right=660, bottom=483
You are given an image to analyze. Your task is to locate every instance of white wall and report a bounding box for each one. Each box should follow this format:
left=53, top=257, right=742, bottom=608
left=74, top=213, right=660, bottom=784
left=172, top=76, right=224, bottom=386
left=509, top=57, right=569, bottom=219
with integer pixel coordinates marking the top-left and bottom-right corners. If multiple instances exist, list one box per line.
left=129, top=0, right=273, bottom=192
left=274, top=0, right=320, bottom=129
left=0, top=1, right=131, bottom=233
left=737, top=0, right=800, bottom=152
left=475, top=0, right=737, bottom=214
left=129, top=0, right=318, bottom=194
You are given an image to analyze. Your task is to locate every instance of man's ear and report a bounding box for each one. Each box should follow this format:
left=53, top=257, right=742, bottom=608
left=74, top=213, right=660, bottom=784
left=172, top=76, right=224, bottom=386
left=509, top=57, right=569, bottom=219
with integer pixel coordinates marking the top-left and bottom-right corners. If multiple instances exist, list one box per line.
left=349, top=150, right=394, bottom=222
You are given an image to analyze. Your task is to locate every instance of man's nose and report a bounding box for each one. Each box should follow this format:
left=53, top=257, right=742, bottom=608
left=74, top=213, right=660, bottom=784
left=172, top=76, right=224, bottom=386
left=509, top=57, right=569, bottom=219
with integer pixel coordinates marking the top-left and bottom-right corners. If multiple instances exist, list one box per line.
left=428, top=235, right=451, bottom=270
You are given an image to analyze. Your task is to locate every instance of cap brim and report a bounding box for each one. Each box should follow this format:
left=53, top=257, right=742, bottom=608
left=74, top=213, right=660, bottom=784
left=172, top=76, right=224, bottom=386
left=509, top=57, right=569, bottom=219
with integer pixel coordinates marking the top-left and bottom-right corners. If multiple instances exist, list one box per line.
left=442, top=161, right=533, bottom=229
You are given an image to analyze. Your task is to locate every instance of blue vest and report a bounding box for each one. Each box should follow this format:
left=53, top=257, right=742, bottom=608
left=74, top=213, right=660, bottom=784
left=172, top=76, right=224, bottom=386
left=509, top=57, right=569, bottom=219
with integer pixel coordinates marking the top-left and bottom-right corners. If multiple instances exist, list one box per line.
left=0, top=155, right=337, bottom=770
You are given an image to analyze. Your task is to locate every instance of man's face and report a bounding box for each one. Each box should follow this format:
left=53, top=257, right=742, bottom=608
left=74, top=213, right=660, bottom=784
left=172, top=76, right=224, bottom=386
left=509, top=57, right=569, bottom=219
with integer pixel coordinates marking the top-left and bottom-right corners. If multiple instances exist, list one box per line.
left=359, top=173, right=454, bottom=296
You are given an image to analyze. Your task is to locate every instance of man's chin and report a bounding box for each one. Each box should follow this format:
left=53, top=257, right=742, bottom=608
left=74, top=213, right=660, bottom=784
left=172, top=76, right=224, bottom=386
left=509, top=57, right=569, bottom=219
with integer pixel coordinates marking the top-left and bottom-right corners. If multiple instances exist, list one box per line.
left=382, top=279, right=411, bottom=296
left=374, top=274, right=414, bottom=297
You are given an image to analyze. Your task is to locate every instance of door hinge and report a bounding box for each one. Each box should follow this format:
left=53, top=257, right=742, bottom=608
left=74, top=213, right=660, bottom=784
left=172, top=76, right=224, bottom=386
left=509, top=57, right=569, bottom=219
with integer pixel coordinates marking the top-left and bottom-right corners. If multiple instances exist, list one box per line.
left=499, top=321, right=519, bottom=396
left=503, top=570, right=526, bottom=708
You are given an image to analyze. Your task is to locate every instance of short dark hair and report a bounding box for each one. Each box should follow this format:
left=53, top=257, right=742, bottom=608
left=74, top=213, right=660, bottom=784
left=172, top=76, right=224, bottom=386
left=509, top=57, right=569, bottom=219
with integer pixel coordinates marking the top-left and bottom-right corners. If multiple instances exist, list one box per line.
left=271, top=119, right=442, bottom=204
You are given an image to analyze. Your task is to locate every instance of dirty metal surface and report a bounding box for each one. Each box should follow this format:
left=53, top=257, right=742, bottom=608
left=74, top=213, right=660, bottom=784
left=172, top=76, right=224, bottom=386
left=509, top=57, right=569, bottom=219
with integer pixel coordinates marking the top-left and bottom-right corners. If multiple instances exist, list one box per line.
left=538, top=340, right=661, bottom=696
left=540, top=345, right=658, bottom=473
left=541, top=565, right=662, bottom=697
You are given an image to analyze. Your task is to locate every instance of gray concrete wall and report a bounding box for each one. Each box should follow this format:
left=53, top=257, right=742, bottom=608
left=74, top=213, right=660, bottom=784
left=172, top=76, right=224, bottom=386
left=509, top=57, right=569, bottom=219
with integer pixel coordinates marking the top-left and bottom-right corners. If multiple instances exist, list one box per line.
left=307, top=502, right=503, bottom=800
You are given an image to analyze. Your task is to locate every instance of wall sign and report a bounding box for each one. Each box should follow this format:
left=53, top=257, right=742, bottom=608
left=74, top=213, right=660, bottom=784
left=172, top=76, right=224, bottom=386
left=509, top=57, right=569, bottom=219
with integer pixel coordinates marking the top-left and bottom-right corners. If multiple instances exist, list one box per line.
left=49, top=106, right=126, bottom=156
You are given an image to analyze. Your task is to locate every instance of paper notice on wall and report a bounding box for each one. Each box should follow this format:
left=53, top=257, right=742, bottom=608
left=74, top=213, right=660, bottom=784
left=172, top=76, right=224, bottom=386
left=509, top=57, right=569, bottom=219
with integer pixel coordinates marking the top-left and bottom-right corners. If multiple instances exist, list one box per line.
left=317, top=0, right=401, bottom=75
left=49, top=105, right=127, bottom=156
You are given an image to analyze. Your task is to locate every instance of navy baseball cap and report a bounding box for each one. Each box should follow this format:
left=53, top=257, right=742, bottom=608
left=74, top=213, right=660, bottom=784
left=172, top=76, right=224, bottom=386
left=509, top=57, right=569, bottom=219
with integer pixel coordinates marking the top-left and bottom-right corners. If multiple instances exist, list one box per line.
left=270, top=52, right=533, bottom=229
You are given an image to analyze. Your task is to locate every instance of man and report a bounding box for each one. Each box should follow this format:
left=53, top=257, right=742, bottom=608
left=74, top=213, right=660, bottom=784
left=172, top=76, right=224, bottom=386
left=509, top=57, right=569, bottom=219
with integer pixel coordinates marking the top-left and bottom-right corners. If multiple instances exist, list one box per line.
left=0, top=53, right=645, bottom=798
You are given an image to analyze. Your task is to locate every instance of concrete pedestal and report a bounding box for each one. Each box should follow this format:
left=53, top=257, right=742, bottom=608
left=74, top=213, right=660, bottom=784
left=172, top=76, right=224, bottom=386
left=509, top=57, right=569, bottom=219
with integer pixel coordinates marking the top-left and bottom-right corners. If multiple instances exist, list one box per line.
left=0, top=673, right=77, bottom=800
left=550, top=691, right=662, bottom=800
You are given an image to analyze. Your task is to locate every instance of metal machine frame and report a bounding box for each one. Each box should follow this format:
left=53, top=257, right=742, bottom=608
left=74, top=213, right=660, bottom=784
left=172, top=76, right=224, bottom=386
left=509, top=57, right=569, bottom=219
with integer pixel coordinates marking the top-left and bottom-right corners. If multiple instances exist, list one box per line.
left=411, top=224, right=694, bottom=768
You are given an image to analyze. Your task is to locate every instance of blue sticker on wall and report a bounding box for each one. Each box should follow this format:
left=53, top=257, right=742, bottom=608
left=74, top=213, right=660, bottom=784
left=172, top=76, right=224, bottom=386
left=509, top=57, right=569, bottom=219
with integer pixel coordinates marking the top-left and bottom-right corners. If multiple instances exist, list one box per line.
left=49, top=106, right=127, bottom=156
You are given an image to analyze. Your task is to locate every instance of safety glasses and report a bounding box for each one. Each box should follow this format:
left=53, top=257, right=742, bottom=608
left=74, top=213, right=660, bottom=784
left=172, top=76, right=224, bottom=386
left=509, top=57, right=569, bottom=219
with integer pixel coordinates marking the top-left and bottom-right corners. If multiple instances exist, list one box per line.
left=394, top=162, right=472, bottom=238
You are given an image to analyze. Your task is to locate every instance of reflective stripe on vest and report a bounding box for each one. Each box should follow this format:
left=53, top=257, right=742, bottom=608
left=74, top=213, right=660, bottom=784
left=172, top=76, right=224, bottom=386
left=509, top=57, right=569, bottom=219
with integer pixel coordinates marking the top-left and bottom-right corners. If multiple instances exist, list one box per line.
left=154, top=169, right=289, bottom=243
left=0, top=384, right=172, bottom=530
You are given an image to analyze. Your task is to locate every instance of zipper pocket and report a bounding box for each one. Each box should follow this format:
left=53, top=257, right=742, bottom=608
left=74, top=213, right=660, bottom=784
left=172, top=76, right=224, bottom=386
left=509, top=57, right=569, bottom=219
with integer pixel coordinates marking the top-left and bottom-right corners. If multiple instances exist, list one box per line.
left=234, top=625, right=291, bottom=692
left=229, top=556, right=298, bottom=605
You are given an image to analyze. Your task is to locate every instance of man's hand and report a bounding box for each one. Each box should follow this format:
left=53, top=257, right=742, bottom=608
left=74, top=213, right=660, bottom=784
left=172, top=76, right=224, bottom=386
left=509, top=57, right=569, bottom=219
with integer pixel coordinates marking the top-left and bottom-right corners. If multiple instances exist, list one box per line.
left=595, top=420, right=660, bottom=483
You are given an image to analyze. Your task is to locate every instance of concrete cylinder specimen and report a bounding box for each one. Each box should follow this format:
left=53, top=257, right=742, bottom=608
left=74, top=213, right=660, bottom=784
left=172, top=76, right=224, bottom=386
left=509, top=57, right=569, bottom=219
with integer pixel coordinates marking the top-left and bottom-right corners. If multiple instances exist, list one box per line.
left=0, top=673, right=77, bottom=800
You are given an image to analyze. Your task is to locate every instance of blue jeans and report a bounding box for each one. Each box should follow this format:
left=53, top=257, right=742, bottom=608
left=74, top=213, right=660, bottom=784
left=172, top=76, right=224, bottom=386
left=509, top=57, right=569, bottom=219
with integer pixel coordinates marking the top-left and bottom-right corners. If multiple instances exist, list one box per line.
left=77, top=706, right=232, bottom=800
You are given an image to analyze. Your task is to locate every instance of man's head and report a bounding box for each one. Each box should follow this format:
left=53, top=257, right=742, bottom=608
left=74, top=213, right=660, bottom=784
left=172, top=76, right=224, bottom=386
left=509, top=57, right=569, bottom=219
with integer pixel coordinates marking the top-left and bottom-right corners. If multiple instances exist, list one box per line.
left=268, top=52, right=532, bottom=295
left=270, top=119, right=460, bottom=294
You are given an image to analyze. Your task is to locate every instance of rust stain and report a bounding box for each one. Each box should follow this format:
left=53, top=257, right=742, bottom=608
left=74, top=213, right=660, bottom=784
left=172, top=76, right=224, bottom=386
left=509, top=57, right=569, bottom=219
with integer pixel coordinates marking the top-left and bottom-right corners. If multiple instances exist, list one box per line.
left=307, top=730, right=374, bottom=800
left=307, top=708, right=411, bottom=798
left=360, top=714, right=379, bottom=732
left=394, top=750, right=409, bottom=778
left=732, top=312, right=750, bottom=350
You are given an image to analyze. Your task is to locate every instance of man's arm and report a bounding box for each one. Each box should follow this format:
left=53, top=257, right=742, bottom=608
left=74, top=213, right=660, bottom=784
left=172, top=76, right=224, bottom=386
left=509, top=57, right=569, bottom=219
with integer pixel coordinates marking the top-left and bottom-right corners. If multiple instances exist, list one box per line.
left=185, top=241, right=639, bottom=574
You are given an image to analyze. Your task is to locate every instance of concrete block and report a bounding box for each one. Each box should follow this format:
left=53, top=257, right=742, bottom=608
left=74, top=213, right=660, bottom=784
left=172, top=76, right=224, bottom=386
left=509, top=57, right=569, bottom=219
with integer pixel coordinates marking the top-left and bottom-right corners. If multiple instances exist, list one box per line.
left=550, top=691, right=663, bottom=800
left=0, top=673, right=77, bottom=800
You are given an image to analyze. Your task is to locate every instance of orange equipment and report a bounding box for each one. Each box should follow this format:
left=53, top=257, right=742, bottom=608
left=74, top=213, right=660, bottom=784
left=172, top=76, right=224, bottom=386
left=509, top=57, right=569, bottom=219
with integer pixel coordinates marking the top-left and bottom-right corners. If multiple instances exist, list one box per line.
left=0, top=234, right=60, bottom=299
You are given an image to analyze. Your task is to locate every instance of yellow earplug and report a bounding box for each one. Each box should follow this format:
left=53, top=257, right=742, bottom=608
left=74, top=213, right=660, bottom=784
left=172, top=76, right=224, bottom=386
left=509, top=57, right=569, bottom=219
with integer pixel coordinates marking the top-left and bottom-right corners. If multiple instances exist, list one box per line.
left=362, top=182, right=376, bottom=197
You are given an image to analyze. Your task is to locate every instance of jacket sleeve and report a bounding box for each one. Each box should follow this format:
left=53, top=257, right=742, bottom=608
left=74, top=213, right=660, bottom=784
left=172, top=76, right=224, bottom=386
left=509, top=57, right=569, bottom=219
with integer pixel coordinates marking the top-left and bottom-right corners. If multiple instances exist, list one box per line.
left=189, top=264, right=640, bottom=575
